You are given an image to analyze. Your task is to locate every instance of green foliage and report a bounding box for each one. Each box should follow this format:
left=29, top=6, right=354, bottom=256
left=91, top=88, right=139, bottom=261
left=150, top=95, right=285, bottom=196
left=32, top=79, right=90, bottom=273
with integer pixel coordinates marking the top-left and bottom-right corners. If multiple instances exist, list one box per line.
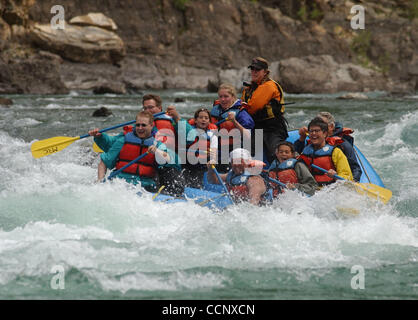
left=309, top=3, right=324, bottom=21
left=297, top=2, right=323, bottom=23
left=173, top=0, right=189, bottom=11
left=350, top=30, right=372, bottom=68
left=297, top=4, right=308, bottom=23
left=351, top=31, right=390, bottom=75
left=409, top=0, right=418, bottom=20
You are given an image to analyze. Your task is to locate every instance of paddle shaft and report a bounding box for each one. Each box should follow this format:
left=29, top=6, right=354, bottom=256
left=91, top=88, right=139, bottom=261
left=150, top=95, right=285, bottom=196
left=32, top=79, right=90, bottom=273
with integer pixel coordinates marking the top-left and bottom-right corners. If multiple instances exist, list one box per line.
left=211, top=165, right=234, bottom=204
left=82, top=111, right=167, bottom=139
left=266, top=175, right=310, bottom=197
left=267, top=176, right=287, bottom=188
left=311, top=164, right=344, bottom=180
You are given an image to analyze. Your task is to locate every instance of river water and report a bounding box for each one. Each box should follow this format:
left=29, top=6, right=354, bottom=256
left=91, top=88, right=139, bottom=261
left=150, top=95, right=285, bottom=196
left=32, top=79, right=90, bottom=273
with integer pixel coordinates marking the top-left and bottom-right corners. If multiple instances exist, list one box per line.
left=0, top=90, right=417, bottom=299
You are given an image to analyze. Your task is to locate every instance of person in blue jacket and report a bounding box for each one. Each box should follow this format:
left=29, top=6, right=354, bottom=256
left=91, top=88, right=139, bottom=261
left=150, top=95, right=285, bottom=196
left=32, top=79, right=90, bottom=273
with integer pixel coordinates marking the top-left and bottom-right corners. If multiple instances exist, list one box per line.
left=210, top=83, right=255, bottom=173
left=294, top=112, right=362, bottom=181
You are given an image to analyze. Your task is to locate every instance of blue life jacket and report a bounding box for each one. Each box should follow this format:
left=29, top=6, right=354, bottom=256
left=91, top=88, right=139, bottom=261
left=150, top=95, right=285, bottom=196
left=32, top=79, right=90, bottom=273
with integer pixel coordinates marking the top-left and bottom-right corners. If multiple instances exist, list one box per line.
left=211, top=100, right=242, bottom=121
left=268, top=158, right=298, bottom=171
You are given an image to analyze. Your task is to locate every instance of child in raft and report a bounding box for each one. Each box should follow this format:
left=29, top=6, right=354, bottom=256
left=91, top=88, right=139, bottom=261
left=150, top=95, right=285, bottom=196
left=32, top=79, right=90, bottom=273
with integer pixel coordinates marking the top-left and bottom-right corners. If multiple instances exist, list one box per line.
left=180, top=108, right=218, bottom=188
left=267, top=141, right=318, bottom=196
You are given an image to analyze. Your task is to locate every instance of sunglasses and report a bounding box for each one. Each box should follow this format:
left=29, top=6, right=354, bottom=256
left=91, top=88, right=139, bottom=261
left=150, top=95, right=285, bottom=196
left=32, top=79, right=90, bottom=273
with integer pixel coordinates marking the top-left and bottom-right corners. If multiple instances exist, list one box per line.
left=249, top=67, right=262, bottom=71
left=308, top=129, right=323, bottom=134
left=135, top=123, right=149, bottom=128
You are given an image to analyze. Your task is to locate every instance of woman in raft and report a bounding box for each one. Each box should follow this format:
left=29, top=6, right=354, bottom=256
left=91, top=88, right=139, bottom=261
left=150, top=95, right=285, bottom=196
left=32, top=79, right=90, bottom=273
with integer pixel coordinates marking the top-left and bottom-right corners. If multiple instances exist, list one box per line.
left=210, top=84, right=254, bottom=173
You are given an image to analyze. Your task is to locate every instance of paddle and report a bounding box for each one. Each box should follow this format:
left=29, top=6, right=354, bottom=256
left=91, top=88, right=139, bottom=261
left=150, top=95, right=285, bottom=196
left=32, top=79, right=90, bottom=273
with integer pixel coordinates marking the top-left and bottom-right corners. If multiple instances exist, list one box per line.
left=266, top=175, right=314, bottom=198
left=107, top=151, right=149, bottom=181
left=31, top=120, right=135, bottom=158
left=210, top=165, right=235, bottom=205
left=311, top=164, right=392, bottom=204
left=152, top=185, right=166, bottom=200
left=31, top=112, right=169, bottom=158
left=195, top=192, right=229, bottom=207
left=93, top=142, right=104, bottom=153
left=266, top=176, right=288, bottom=189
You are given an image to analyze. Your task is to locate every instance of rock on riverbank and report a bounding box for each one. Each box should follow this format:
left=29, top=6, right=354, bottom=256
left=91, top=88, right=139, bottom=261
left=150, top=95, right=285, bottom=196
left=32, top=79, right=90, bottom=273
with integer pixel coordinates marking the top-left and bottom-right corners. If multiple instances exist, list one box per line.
left=0, top=0, right=416, bottom=94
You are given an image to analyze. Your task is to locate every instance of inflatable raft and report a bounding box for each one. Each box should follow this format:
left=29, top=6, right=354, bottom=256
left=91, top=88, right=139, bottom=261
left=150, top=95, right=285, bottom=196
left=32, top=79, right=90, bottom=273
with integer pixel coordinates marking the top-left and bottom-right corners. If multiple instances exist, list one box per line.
left=147, top=187, right=233, bottom=211
left=149, top=130, right=387, bottom=210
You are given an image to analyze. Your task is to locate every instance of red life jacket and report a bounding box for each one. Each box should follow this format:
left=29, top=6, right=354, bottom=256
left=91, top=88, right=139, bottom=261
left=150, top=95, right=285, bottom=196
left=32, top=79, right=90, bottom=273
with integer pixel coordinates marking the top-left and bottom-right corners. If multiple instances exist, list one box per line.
left=268, top=159, right=298, bottom=197
left=338, top=127, right=354, bottom=136
left=188, top=118, right=218, bottom=130
left=115, top=132, right=157, bottom=178
left=154, top=115, right=176, bottom=150
left=298, top=144, right=337, bottom=185
left=326, top=136, right=345, bottom=146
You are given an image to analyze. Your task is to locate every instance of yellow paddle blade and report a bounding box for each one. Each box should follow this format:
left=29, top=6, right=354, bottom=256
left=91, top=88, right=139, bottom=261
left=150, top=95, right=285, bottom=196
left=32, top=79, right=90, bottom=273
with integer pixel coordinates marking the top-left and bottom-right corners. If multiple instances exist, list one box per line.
left=353, top=182, right=392, bottom=204
left=152, top=185, right=165, bottom=200
left=31, top=136, right=80, bottom=158
left=93, top=142, right=104, bottom=153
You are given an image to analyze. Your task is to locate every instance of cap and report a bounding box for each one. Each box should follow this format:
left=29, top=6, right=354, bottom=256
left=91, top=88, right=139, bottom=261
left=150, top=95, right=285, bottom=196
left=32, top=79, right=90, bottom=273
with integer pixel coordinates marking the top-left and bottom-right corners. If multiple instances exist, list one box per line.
left=229, top=148, right=252, bottom=162
left=248, top=57, right=269, bottom=70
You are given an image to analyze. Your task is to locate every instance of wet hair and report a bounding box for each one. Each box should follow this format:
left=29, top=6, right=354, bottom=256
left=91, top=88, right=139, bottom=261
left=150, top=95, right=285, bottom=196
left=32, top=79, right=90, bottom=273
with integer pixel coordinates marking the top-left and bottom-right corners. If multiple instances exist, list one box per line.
left=218, top=83, right=237, bottom=99
left=142, top=94, right=162, bottom=107
left=308, top=117, right=329, bottom=133
left=194, top=108, right=211, bottom=120
left=317, top=111, right=335, bottom=127
left=136, top=110, right=154, bottom=125
left=275, top=141, right=295, bottom=153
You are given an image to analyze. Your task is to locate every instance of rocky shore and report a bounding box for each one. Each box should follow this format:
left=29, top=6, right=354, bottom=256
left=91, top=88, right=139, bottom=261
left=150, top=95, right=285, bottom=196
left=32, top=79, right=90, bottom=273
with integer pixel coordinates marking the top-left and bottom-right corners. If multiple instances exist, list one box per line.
left=0, top=0, right=417, bottom=95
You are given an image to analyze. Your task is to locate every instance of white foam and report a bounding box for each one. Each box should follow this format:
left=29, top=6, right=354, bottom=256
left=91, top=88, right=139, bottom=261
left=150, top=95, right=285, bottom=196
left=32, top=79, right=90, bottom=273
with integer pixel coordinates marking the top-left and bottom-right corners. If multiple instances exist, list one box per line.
left=96, top=270, right=227, bottom=293
left=374, top=111, right=418, bottom=147
left=287, top=110, right=306, bottom=117
left=13, top=118, right=42, bottom=127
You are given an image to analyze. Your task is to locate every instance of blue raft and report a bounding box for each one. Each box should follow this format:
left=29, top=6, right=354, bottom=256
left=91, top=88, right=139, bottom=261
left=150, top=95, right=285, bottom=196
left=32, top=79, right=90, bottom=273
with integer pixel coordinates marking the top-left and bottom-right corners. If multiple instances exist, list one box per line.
left=148, top=187, right=233, bottom=211
left=149, top=130, right=386, bottom=210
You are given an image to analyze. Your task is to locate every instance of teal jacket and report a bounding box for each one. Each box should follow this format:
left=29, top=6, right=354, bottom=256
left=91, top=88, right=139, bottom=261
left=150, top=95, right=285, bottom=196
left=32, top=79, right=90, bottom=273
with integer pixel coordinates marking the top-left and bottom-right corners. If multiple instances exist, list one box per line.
left=94, top=133, right=178, bottom=188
